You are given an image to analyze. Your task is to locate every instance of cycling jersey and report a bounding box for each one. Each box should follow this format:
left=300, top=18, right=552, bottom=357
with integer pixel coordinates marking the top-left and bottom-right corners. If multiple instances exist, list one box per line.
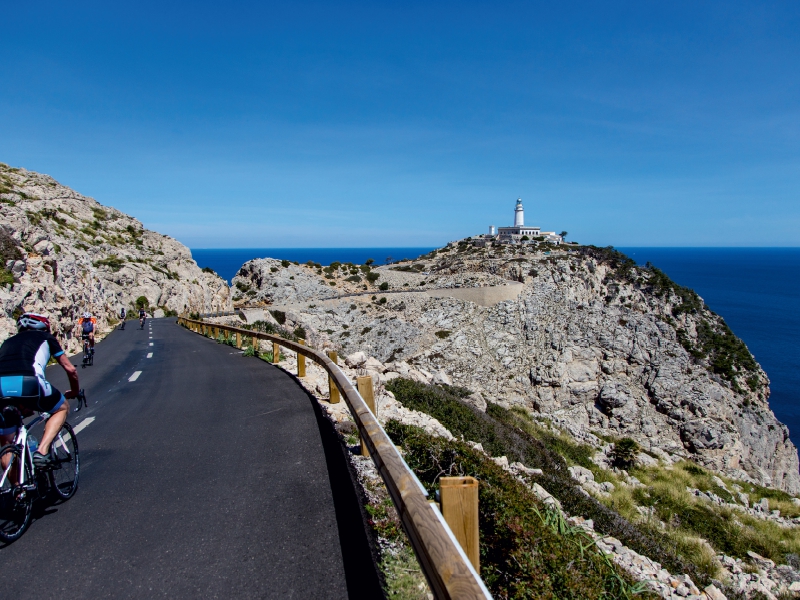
left=79, top=316, right=96, bottom=334
left=0, top=330, right=66, bottom=421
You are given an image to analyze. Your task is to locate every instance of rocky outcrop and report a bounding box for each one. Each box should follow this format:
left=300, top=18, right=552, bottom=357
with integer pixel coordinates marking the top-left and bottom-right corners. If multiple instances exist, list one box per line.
left=0, top=163, right=231, bottom=351
left=232, top=244, right=799, bottom=493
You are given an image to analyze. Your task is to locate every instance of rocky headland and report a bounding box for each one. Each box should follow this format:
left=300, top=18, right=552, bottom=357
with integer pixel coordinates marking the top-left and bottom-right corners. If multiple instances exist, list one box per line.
left=224, top=243, right=800, bottom=598
left=0, top=163, right=231, bottom=351
left=232, top=244, right=798, bottom=494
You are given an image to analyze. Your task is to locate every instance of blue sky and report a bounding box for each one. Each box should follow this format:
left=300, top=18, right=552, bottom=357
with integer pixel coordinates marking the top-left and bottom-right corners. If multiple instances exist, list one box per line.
left=1, top=1, right=799, bottom=247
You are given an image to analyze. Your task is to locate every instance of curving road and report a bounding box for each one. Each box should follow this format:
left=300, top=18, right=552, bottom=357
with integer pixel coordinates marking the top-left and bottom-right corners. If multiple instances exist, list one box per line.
left=0, top=319, right=382, bottom=599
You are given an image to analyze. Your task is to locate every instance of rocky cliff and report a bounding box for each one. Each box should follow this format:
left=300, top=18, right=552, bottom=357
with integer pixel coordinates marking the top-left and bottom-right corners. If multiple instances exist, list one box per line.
left=0, top=163, right=231, bottom=351
left=232, top=244, right=799, bottom=493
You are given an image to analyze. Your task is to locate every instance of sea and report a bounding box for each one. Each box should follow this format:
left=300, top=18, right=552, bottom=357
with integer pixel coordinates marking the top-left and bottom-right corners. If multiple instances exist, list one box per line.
left=192, top=246, right=800, bottom=449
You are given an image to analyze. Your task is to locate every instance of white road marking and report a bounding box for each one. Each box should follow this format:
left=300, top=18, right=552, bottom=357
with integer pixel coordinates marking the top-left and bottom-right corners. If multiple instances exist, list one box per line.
left=73, top=417, right=95, bottom=435
left=149, top=342, right=153, bottom=346
left=128, top=371, right=142, bottom=382
left=147, top=352, right=153, bottom=358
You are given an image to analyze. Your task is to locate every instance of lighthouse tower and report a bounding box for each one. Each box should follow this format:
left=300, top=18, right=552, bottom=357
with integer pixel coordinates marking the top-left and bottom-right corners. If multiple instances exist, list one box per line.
left=514, top=198, right=524, bottom=227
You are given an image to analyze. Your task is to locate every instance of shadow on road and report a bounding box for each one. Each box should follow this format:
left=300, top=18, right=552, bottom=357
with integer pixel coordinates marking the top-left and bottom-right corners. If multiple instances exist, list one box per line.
left=299, top=381, right=387, bottom=600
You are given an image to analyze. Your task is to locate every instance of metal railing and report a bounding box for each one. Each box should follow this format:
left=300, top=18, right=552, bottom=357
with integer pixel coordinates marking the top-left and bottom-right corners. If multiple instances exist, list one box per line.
left=177, top=316, right=491, bottom=600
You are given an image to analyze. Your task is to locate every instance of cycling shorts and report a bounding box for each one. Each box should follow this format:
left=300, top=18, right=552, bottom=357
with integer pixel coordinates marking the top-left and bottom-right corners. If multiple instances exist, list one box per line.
left=0, top=375, right=65, bottom=434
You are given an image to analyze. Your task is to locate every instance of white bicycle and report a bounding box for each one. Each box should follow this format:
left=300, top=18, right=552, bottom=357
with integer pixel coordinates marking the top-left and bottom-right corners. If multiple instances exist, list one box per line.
left=0, top=394, right=82, bottom=543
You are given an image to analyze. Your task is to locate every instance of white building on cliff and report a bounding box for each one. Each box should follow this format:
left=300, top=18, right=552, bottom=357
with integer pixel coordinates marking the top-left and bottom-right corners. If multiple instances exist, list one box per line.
left=475, top=198, right=563, bottom=246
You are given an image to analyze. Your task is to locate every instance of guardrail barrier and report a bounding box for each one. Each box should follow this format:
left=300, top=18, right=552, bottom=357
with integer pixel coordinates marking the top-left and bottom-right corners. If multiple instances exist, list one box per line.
left=177, top=316, right=491, bottom=599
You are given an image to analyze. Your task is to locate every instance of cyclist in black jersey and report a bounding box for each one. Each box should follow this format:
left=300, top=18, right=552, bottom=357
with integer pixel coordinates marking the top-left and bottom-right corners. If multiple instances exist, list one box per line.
left=0, top=313, right=79, bottom=470
left=139, top=308, right=147, bottom=329
left=119, top=307, right=127, bottom=330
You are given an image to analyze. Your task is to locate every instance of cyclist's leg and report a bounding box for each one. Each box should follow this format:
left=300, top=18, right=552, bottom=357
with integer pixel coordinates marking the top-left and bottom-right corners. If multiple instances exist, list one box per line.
left=39, top=403, right=68, bottom=455
left=89, top=331, right=95, bottom=349
left=34, top=387, right=69, bottom=455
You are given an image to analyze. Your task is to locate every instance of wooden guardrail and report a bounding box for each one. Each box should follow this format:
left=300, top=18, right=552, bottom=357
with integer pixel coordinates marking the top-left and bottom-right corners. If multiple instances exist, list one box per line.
left=177, top=316, right=491, bottom=599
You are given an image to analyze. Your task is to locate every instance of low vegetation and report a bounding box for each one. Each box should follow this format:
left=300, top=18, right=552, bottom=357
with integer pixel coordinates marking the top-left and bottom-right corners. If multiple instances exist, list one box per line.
left=385, top=378, right=800, bottom=591
left=387, top=379, right=712, bottom=582
left=386, top=421, right=656, bottom=599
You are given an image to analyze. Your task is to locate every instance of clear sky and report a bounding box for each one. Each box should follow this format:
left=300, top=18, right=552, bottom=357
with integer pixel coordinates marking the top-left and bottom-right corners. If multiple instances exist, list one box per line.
left=2, top=1, right=799, bottom=248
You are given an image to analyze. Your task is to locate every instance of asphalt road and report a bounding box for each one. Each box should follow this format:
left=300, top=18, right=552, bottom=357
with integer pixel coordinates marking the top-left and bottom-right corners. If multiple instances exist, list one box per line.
left=0, top=318, right=381, bottom=599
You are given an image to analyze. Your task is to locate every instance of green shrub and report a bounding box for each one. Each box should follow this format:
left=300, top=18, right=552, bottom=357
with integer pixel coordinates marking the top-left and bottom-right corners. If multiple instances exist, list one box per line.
left=346, top=275, right=361, bottom=283
left=201, top=266, right=216, bottom=275
left=135, top=296, right=149, bottom=309
left=366, top=272, right=380, bottom=284
left=93, top=256, right=125, bottom=272
left=386, top=378, right=701, bottom=583
left=434, top=330, right=451, bottom=339
left=0, top=269, right=14, bottom=286
left=611, top=438, right=640, bottom=469
left=379, top=281, right=389, bottom=291
left=270, top=310, right=286, bottom=325
left=281, top=259, right=290, bottom=268
left=386, top=422, right=655, bottom=599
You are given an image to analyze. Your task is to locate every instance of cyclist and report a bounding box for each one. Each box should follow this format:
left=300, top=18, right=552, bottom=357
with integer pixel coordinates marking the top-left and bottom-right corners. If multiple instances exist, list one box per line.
left=119, top=307, right=126, bottom=330
left=78, top=312, right=96, bottom=354
left=139, top=307, right=147, bottom=329
left=0, top=313, right=79, bottom=470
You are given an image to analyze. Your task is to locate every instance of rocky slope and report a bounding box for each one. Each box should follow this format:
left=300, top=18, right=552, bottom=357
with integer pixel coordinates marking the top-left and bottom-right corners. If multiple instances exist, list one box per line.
left=231, top=243, right=799, bottom=493
left=0, top=163, right=231, bottom=351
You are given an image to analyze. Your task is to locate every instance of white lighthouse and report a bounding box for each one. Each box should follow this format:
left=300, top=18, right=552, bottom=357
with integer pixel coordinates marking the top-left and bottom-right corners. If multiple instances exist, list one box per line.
left=514, top=198, right=524, bottom=227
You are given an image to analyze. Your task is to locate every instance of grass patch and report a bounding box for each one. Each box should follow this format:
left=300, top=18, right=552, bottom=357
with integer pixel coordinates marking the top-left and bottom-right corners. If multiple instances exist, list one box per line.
left=385, top=378, right=702, bottom=583
left=386, top=422, right=656, bottom=599
left=93, top=255, right=125, bottom=272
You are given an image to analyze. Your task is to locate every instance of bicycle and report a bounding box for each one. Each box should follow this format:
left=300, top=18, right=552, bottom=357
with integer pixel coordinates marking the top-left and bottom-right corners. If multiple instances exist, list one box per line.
left=81, top=334, right=93, bottom=368
left=139, top=315, right=147, bottom=330
left=0, top=391, right=83, bottom=543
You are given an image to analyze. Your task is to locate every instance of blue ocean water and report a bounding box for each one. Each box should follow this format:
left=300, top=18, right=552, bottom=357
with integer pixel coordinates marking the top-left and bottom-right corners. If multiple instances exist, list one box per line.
left=620, top=248, right=800, bottom=449
left=190, top=248, right=436, bottom=283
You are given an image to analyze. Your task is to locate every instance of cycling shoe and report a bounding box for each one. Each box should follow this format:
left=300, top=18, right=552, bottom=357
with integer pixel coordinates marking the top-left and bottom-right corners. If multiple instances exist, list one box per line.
left=32, top=451, right=54, bottom=471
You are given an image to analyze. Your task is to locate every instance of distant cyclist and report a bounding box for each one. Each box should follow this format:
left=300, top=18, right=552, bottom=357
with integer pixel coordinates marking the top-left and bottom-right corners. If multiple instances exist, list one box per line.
left=0, top=313, right=79, bottom=470
left=78, top=312, right=96, bottom=354
left=119, top=307, right=126, bottom=330
left=139, top=307, right=147, bottom=329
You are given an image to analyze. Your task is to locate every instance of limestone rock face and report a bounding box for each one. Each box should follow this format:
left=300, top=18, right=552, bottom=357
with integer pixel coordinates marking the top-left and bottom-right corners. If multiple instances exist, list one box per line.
left=0, top=163, right=231, bottom=352
left=236, top=244, right=799, bottom=493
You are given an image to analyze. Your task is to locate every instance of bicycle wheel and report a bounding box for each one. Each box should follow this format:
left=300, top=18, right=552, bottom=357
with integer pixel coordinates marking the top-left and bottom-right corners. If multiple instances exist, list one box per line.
left=49, top=422, right=79, bottom=499
left=0, top=445, right=33, bottom=543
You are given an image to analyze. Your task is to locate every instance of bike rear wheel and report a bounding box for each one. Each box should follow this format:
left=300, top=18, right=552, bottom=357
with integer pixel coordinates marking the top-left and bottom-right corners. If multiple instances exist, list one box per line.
left=0, top=445, right=33, bottom=543
left=49, top=422, right=79, bottom=499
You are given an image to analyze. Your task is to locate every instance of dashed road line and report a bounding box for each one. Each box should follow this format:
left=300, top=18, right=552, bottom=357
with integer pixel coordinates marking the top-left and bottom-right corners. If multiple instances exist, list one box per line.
left=129, top=371, right=142, bottom=382
left=73, top=417, right=95, bottom=435
left=149, top=342, right=153, bottom=346
left=147, top=352, right=153, bottom=358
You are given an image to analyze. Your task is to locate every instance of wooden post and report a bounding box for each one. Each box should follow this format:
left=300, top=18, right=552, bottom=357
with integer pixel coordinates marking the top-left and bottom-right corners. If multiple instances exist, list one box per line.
left=252, top=335, right=257, bottom=353
left=357, top=376, right=376, bottom=456
left=327, top=351, right=340, bottom=404
left=236, top=332, right=242, bottom=349
left=272, top=342, right=280, bottom=363
left=440, top=477, right=480, bottom=571
left=298, top=339, right=306, bottom=377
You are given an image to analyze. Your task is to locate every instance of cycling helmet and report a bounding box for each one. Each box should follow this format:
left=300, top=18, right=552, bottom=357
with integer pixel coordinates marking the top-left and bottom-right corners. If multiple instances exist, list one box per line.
left=17, top=312, right=51, bottom=331
left=82, top=312, right=91, bottom=319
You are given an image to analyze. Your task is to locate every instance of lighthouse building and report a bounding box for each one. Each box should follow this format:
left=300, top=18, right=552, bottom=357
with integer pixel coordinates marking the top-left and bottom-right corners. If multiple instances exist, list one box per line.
left=492, top=198, right=562, bottom=245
